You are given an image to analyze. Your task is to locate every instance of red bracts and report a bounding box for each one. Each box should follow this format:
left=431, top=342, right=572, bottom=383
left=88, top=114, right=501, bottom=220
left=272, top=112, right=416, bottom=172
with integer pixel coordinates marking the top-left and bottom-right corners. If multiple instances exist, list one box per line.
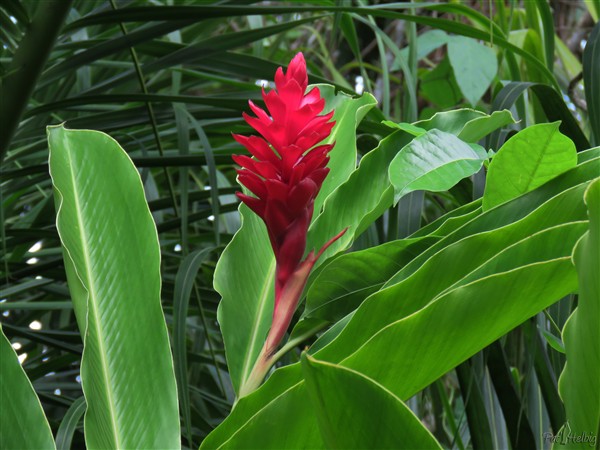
left=233, top=53, right=346, bottom=357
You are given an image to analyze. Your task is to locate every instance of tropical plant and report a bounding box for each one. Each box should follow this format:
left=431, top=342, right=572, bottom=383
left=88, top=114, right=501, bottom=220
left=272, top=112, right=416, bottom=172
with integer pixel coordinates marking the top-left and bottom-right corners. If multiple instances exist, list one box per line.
left=1, top=1, right=598, bottom=449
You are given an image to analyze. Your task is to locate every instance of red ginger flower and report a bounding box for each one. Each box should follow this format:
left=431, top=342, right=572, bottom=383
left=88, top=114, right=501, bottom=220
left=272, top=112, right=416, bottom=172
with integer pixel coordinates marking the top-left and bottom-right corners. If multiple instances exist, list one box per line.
left=233, top=53, right=346, bottom=365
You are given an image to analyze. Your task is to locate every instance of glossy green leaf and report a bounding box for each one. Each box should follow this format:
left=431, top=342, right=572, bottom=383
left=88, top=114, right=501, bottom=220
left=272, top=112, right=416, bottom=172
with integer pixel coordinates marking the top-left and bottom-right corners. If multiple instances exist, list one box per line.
left=313, top=86, right=377, bottom=215
left=304, top=236, right=438, bottom=324
left=215, top=88, right=374, bottom=395
left=457, top=109, right=516, bottom=143
left=447, top=36, right=498, bottom=106
left=320, top=229, right=581, bottom=402
left=389, top=129, right=488, bottom=204
left=556, top=179, right=600, bottom=449
left=301, top=354, right=442, bottom=450
left=0, top=325, right=55, bottom=450
left=47, top=125, right=180, bottom=449
left=483, top=122, right=577, bottom=210
left=415, top=108, right=484, bottom=135
left=381, top=120, right=427, bottom=136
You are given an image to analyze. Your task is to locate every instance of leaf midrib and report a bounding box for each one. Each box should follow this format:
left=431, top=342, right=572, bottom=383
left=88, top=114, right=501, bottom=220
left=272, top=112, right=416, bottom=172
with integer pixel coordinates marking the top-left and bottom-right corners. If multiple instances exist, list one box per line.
left=239, top=257, right=276, bottom=386
left=64, top=143, right=122, bottom=448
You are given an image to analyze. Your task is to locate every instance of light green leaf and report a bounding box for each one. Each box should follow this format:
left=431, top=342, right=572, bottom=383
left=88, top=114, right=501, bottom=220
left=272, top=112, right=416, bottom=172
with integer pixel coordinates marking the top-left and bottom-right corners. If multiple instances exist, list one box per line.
left=301, top=354, right=442, bottom=450
left=447, top=35, right=498, bottom=106
left=556, top=179, right=600, bottom=449
left=216, top=88, right=374, bottom=395
left=304, top=237, right=438, bottom=324
left=313, top=85, right=377, bottom=215
left=381, top=120, right=427, bottom=136
left=47, top=125, right=180, bottom=449
left=0, top=325, right=55, bottom=450
left=483, top=122, right=577, bottom=210
left=389, top=129, right=488, bottom=204
left=415, top=108, right=485, bottom=135
left=458, top=109, right=516, bottom=143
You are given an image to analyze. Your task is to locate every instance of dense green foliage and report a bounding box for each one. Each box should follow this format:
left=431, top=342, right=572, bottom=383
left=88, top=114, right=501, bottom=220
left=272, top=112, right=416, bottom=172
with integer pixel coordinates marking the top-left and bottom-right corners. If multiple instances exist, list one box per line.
left=1, top=1, right=598, bottom=449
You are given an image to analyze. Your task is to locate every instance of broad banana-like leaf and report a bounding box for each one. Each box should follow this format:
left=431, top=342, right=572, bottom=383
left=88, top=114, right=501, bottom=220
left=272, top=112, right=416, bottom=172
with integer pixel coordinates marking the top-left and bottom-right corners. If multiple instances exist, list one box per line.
left=0, top=325, right=55, bottom=450
left=215, top=88, right=375, bottom=394
left=556, top=178, right=600, bottom=449
left=47, top=125, right=180, bottom=449
left=301, top=354, right=442, bottom=449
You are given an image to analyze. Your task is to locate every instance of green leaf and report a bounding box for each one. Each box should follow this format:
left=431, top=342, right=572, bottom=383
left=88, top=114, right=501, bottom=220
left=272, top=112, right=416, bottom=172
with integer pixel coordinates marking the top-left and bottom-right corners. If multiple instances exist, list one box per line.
left=415, top=109, right=486, bottom=135
left=313, top=86, right=377, bottom=215
left=326, top=224, right=582, bottom=401
left=215, top=88, right=374, bottom=395
left=173, top=247, right=214, bottom=448
left=381, top=120, right=427, bottom=136
left=389, top=129, right=488, bottom=204
left=483, top=122, right=577, bottom=210
left=391, top=29, right=448, bottom=70
left=304, top=237, right=438, bottom=324
left=55, top=397, right=86, bottom=450
left=301, top=354, right=443, bottom=450
left=47, top=125, right=180, bottom=449
left=307, top=131, right=411, bottom=259
left=0, top=325, right=55, bottom=450
left=557, top=179, right=600, bottom=448
left=419, top=56, right=462, bottom=109
left=488, top=82, right=590, bottom=151
left=447, top=36, right=498, bottom=106
left=457, top=109, right=516, bottom=143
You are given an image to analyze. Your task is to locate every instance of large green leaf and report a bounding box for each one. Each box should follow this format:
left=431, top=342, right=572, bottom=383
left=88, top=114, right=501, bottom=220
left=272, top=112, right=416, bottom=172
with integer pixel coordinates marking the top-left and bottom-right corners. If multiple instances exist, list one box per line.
left=215, top=88, right=374, bottom=395
left=313, top=86, right=377, bottom=215
left=447, top=35, right=498, bottom=106
left=0, top=325, right=55, bottom=450
left=47, top=125, right=180, bottom=449
left=388, top=129, right=488, bottom=204
left=316, top=186, right=591, bottom=365
left=483, top=122, right=577, bottom=210
left=301, top=354, right=442, bottom=449
left=304, top=236, right=438, bottom=324
left=556, top=179, right=600, bottom=449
